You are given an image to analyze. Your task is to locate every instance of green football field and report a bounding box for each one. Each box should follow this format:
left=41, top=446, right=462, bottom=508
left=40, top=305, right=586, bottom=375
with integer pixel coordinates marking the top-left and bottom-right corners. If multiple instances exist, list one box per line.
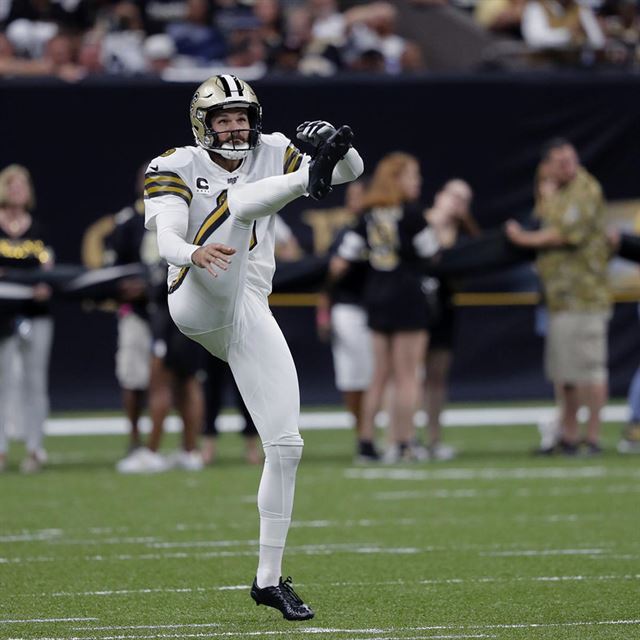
left=2, top=421, right=639, bottom=640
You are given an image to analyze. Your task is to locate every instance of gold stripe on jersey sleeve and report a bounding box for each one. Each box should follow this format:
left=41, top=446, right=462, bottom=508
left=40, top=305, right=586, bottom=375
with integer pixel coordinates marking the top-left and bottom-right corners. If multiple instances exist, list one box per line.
left=290, top=154, right=303, bottom=174
left=168, top=191, right=230, bottom=294
left=144, top=172, right=193, bottom=205
left=283, top=145, right=303, bottom=174
left=145, top=185, right=193, bottom=205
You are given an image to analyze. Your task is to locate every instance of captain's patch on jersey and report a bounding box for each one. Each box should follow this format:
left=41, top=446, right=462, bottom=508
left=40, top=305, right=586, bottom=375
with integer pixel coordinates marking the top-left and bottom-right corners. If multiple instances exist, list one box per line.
left=196, top=177, right=211, bottom=194
left=160, top=148, right=177, bottom=157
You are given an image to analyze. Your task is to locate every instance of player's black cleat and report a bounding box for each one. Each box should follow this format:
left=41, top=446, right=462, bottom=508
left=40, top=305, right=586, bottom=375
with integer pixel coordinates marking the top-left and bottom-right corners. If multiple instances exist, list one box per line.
left=307, top=125, right=354, bottom=200
left=250, top=576, right=315, bottom=621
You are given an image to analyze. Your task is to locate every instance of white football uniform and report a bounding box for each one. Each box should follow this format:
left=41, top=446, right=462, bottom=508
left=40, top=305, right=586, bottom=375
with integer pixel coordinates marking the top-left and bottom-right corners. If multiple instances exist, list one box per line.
left=144, top=129, right=363, bottom=574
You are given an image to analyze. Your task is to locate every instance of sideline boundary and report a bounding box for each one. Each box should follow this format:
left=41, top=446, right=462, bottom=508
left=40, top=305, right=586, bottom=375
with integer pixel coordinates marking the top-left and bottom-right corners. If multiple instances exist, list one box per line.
left=43, top=405, right=628, bottom=437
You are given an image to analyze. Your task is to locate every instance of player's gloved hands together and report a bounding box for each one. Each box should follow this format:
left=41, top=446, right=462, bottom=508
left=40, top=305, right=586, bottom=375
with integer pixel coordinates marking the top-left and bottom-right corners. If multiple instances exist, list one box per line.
left=296, top=120, right=336, bottom=147
left=191, top=244, right=236, bottom=278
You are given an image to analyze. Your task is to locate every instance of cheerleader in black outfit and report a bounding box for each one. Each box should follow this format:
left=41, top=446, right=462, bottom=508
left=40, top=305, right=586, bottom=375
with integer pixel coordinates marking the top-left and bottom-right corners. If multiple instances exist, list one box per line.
left=333, top=153, right=440, bottom=463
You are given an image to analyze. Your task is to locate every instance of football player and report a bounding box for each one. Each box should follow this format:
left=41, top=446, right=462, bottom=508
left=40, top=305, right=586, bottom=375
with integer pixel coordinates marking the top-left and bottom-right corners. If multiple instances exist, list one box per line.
left=144, top=74, right=363, bottom=620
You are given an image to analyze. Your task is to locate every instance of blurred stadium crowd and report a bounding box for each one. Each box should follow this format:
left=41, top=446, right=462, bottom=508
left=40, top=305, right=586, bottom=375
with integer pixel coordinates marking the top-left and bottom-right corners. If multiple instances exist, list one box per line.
left=2, top=0, right=640, bottom=80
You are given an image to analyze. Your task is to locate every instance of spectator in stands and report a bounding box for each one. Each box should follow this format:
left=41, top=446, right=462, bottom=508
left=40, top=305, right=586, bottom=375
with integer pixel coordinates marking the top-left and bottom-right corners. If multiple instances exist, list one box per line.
left=142, top=0, right=189, bottom=35
left=0, top=165, right=53, bottom=473
left=308, top=0, right=345, bottom=45
left=506, top=139, right=611, bottom=455
left=334, top=153, right=439, bottom=464
left=423, top=179, right=480, bottom=460
left=343, top=2, right=424, bottom=73
left=77, top=32, right=104, bottom=75
left=103, top=165, right=152, bottom=454
left=600, top=0, right=640, bottom=67
left=98, top=1, right=148, bottom=75
left=0, top=29, right=85, bottom=80
left=254, top=0, right=285, bottom=54
left=142, top=33, right=177, bottom=74
left=474, top=0, right=525, bottom=38
left=166, top=0, right=226, bottom=65
left=521, top=0, right=605, bottom=52
left=317, top=179, right=378, bottom=462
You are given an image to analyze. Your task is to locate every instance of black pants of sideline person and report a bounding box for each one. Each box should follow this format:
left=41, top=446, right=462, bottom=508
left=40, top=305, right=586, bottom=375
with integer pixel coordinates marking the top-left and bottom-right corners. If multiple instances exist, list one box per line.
left=203, top=354, right=258, bottom=438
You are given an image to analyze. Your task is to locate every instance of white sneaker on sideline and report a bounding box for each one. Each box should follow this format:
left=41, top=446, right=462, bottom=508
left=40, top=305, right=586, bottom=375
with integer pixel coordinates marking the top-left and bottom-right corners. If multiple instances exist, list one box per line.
left=537, top=417, right=560, bottom=451
left=116, top=448, right=168, bottom=474
left=408, top=442, right=430, bottom=462
left=167, top=449, right=204, bottom=471
left=20, top=449, right=48, bottom=474
left=381, top=444, right=403, bottom=465
left=429, top=442, right=456, bottom=461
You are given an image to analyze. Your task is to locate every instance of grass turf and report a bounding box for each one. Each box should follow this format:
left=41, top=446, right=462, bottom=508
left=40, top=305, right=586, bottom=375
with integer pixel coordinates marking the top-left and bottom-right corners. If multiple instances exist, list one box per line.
left=1, top=421, right=639, bottom=640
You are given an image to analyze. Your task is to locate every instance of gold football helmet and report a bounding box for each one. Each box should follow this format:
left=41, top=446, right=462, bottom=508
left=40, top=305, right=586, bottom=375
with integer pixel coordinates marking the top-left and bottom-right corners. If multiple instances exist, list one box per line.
left=189, top=74, right=262, bottom=160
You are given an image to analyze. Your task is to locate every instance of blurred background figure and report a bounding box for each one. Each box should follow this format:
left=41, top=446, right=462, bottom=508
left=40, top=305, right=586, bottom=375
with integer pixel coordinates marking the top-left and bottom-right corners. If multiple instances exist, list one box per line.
left=0, top=164, right=54, bottom=473
left=423, top=178, right=480, bottom=460
left=165, top=0, right=226, bottom=66
left=317, top=179, right=377, bottom=462
left=103, top=164, right=153, bottom=454
left=521, top=0, right=605, bottom=59
left=506, top=139, right=611, bottom=455
left=334, top=152, right=439, bottom=464
left=474, top=0, right=525, bottom=39
left=116, top=261, right=205, bottom=473
left=201, top=354, right=260, bottom=465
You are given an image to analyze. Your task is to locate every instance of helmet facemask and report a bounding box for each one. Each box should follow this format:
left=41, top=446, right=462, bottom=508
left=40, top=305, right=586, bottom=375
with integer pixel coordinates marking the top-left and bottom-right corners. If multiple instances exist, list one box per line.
left=194, top=103, right=261, bottom=160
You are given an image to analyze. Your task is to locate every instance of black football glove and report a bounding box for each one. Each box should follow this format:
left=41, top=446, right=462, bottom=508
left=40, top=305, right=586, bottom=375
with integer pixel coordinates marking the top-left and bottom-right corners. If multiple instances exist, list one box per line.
left=295, top=120, right=337, bottom=148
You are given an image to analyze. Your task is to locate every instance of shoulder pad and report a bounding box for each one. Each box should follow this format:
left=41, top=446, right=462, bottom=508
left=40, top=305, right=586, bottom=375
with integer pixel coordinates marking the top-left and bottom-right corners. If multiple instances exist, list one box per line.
left=259, top=132, right=291, bottom=149
left=147, top=146, right=194, bottom=173
left=145, top=147, right=195, bottom=207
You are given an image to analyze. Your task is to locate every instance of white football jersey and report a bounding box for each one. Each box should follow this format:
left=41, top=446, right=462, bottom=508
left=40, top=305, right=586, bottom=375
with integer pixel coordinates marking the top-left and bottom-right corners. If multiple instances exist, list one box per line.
left=144, top=132, right=305, bottom=297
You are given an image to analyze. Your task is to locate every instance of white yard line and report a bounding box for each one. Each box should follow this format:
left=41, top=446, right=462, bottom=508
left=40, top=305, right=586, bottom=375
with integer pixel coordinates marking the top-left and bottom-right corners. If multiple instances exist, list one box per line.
left=0, top=529, right=63, bottom=543
left=7, top=619, right=640, bottom=640
left=346, top=467, right=612, bottom=482
left=41, top=574, right=640, bottom=598
left=0, top=618, right=98, bottom=624
left=481, top=549, right=606, bottom=557
left=42, top=404, right=630, bottom=436
left=8, top=540, right=630, bottom=565
left=72, top=626, right=221, bottom=632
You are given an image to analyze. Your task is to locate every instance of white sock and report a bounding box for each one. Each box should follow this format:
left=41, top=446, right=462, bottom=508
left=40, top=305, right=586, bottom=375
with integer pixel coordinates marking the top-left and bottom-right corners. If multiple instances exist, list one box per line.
left=256, top=444, right=303, bottom=587
left=228, top=168, right=309, bottom=224
left=256, top=544, right=284, bottom=588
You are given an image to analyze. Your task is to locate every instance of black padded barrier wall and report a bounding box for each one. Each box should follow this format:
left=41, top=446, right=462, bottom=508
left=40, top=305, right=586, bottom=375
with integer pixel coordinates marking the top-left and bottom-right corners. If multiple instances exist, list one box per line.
left=1, top=73, right=640, bottom=409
